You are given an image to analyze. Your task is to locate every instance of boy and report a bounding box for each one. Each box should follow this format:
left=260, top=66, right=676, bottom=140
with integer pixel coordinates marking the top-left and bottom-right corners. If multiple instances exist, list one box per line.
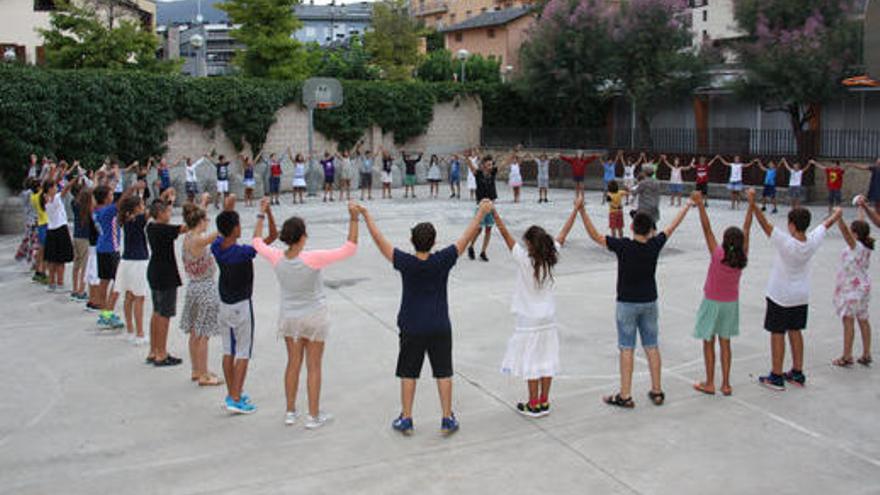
left=756, top=159, right=779, bottom=213
left=747, top=188, right=842, bottom=390
left=211, top=196, right=277, bottom=414
left=214, top=155, right=231, bottom=209
left=146, top=190, right=186, bottom=366
left=577, top=199, right=692, bottom=408
left=692, top=156, right=712, bottom=207
left=631, top=164, right=661, bottom=225
left=809, top=159, right=846, bottom=214
left=558, top=150, right=600, bottom=200
left=358, top=147, right=375, bottom=201
left=402, top=151, right=422, bottom=199
left=464, top=155, right=498, bottom=262
left=93, top=184, right=126, bottom=329
left=359, top=199, right=494, bottom=436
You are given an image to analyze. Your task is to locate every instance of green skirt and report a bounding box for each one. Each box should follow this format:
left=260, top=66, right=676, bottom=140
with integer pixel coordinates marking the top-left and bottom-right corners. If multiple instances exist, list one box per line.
left=693, top=298, right=739, bottom=340
left=405, top=174, right=417, bottom=186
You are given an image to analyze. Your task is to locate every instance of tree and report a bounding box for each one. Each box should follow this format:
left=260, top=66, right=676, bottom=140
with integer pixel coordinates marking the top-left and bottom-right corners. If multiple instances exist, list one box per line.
left=417, top=49, right=455, bottom=82
left=417, top=50, right=502, bottom=83
left=218, top=0, right=312, bottom=79
left=307, top=37, right=382, bottom=80
left=609, top=0, right=713, bottom=146
left=38, top=0, right=174, bottom=72
left=364, top=0, right=421, bottom=80
left=732, top=0, right=861, bottom=156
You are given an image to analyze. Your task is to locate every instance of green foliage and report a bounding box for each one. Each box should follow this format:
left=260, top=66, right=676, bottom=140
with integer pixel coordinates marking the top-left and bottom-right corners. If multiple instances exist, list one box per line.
left=423, top=29, right=446, bottom=53
left=38, top=0, right=177, bottom=73
left=463, top=54, right=502, bottom=84
left=364, top=0, right=422, bottom=80
left=417, top=51, right=502, bottom=83
left=218, top=0, right=312, bottom=79
left=416, top=49, right=455, bottom=82
left=306, top=37, right=382, bottom=80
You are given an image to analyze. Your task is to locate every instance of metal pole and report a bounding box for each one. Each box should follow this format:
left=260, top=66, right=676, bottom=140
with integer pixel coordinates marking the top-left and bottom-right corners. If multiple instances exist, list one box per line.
left=630, top=99, right=636, bottom=149
left=460, top=60, right=465, bottom=84
left=307, top=106, right=317, bottom=196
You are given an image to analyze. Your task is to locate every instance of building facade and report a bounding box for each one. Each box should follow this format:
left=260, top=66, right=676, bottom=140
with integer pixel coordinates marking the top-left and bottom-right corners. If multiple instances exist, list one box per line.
left=412, top=0, right=531, bottom=30
left=0, top=0, right=156, bottom=65
left=439, top=5, right=533, bottom=72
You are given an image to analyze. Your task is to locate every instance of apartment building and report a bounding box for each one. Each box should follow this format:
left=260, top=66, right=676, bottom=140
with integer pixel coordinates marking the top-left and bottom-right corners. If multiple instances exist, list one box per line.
left=439, top=5, right=533, bottom=71
left=412, top=0, right=531, bottom=30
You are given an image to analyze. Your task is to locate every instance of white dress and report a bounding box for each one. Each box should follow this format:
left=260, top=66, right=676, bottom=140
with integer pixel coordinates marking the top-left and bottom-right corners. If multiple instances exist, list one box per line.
left=508, top=162, right=522, bottom=187
left=292, top=162, right=307, bottom=188
left=623, top=165, right=636, bottom=188
left=500, top=243, right=560, bottom=380
left=467, top=156, right=478, bottom=190
left=427, top=161, right=442, bottom=181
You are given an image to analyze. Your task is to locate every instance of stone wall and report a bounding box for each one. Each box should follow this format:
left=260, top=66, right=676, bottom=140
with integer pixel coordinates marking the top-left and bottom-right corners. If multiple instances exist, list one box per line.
left=155, top=96, right=482, bottom=199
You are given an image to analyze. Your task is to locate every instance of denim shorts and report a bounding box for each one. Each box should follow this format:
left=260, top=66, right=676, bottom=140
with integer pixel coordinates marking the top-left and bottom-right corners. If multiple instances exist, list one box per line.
left=616, top=301, right=659, bottom=349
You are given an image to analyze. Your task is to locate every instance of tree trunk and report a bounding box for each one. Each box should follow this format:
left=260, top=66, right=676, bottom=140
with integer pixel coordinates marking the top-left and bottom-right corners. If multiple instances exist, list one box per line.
left=637, top=112, right=653, bottom=150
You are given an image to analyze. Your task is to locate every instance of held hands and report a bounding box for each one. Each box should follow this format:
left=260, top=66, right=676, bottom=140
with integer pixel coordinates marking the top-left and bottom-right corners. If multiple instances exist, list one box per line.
left=690, top=190, right=703, bottom=206
left=746, top=187, right=757, bottom=204
left=478, top=198, right=494, bottom=214
left=259, top=197, right=271, bottom=214
left=348, top=200, right=360, bottom=220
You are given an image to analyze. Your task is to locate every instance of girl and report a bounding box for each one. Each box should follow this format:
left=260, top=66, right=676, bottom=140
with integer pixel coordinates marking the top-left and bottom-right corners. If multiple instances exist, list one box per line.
left=115, top=190, right=151, bottom=344
left=42, top=167, right=76, bottom=292
left=401, top=151, right=422, bottom=199
left=15, top=178, right=39, bottom=270
left=244, top=154, right=259, bottom=207
left=320, top=152, right=335, bottom=202
left=180, top=197, right=223, bottom=385
left=253, top=201, right=359, bottom=429
left=859, top=158, right=880, bottom=211
left=381, top=148, right=394, bottom=199
left=427, top=154, right=442, bottom=199
left=448, top=153, right=462, bottom=199
left=712, top=155, right=756, bottom=210
left=337, top=150, right=354, bottom=201
left=660, top=155, right=691, bottom=206
left=128, top=159, right=152, bottom=202
left=507, top=154, right=523, bottom=203
left=619, top=151, right=639, bottom=205
left=535, top=153, right=551, bottom=203
left=156, top=158, right=172, bottom=196
left=290, top=150, right=308, bottom=204
left=832, top=210, right=873, bottom=367
left=30, top=177, right=49, bottom=284
left=78, top=187, right=104, bottom=312
left=357, top=148, right=374, bottom=201
left=70, top=178, right=91, bottom=301
left=183, top=156, right=200, bottom=203
left=605, top=180, right=628, bottom=238
left=467, top=149, right=479, bottom=200
left=692, top=190, right=752, bottom=396
left=492, top=199, right=579, bottom=416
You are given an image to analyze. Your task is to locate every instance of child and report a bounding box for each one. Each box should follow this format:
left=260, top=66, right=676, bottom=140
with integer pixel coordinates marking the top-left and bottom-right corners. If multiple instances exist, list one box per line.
left=577, top=198, right=692, bottom=408
left=42, top=167, right=77, bottom=292
left=146, top=190, right=186, bottom=365
left=535, top=153, right=551, bottom=204
left=290, top=150, right=308, bottom=204
left=712, top=155, right=755, bottom=210
left=253, top=201, right=358, bottom=428
left=212, top=196, right=277, bottom=414
left=381, top=148, right=394, bottom=199
left=492, top=199, right=580, bottom=416
left=619, top=151, right=638, bottom=205
left=357, top=147, right=375, bottom=201
left=30, top=177, right=49, bottom=284
left=183, top=156, right=201, bottom=203
left=156, top=158, right=172, bottom=197
left=660, top=155, right=691, bottom=206
left=692, top=156, right=712, bottom=207
left=114, top=191, right=151, bottom=344
left=246, top=154, right=261, bottom=206
left=691, top=190, right=752, bottom=396
left=92, top=185, right=123, bottom=328
left=856, top=158, right=880, bottom=210
left=466, top=149, right=479, bottom=200
left=359, top=199, right=495, bottom=436
left=402, top=151, right=422, bottom=199
left=337, top=150, right=354, bottom=201
left=70, top=180, right=91, bottom=301
left=748, top=190, right=842, bottom=390
left=606, top=180, right=628, bottom=238
left=601, top=155, right=617, bottom=205
left=755, top=159, right=779, bottom=213
left=180, top=196, right=223, bottom=385
left=809, top=159, right=846, bottom=214
left=427, top=154, right=442, bottom=199
left=507, top=154, right=523, bottom=203
left=14, top=178, right=39, bottom=270
left=448, top=153, right=461, bottom=199
left=465, top=155, right=498, bottom=262
left=320, top=152, right=335, bottom=202
left=782, top=157, right=811, bottom=209
left=559, top=150, right=600, bottom=200
left=831, top=202, right=873, bottom=367
left=631, top=165, right=661, bottom=225
left=214, top=155, right=231, bottom=209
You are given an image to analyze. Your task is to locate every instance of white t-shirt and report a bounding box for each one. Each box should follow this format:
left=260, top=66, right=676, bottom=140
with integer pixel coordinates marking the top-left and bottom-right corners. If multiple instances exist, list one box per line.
left=510, top=242, right=560, bottom=319
left=185, top=164, right=198, bottom=182
left=789, top=169, right=803, bottom=187
left=766, top=225, right=827, bottom=306
left=729, top=162, right=743, bottom=183
left=46, top=194, right=68, bottom=230
left=114, top=172, right=124, bottom=193
left=670, top=167, right=683, bottom=184
left=624, top=165, right=636, bottom=180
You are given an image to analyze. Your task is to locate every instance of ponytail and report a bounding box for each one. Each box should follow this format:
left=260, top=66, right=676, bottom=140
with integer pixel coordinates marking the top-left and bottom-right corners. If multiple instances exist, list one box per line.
left=523, top=226, right=558, bottom=287
left=721, top=227, right=748, bottom=269
left=851, top=220, right=875, bottom=250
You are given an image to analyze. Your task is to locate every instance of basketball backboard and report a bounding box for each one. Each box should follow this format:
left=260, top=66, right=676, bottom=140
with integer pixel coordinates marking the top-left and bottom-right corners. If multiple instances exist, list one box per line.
left=865, top=0, right=880, bottom=79
left=302, top=78, right=343, bottom=110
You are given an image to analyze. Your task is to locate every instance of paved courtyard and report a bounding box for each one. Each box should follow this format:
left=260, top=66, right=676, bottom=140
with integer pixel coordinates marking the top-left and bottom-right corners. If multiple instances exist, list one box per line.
left=1, top=184, right=879, bottom=495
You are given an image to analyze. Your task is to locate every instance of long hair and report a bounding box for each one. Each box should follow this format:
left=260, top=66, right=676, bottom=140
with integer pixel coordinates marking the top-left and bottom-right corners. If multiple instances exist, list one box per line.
left=721, top=226, right=748, bottom=269
left=76, top=186, right=94, bottom=230
left=851, top=220, right=875, bottom=250
left=523, top=225, right=558, bottom=287
left=117, top=195, right=142, bottom=225
left=182, top=202, right=206, bottom=230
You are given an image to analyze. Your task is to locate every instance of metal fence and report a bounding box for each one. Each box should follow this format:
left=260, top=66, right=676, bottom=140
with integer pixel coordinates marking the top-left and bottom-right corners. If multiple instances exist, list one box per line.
left=481, top=127, right=880, bottom=160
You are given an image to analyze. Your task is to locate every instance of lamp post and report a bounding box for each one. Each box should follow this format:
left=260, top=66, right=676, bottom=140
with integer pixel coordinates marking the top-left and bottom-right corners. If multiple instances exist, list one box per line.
left=502, top=65, right=513, bottom=83
left=456, top=48, right=469, bottom=83
left=3, top=47, right=16, bottom=63
left=190, top=32, right=206, bottom=77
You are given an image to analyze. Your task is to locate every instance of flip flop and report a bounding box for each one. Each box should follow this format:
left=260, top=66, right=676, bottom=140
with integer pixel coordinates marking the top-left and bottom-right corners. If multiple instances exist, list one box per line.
left=647, top=390, right=665, bottom=406
left=720, top=386, right=733, bottom=396
left=857, top=356, right=872, bottom=367
left=693, top=383, right=715, bottom=395
left=198, top=373, right=224, bottom=387
left=832, top=357, right=855, bottom=367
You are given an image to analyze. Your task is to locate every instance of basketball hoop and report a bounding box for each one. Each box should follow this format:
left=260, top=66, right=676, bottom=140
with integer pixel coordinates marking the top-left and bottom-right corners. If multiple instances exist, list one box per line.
left=302, top=78, right=343, bottom=110
left=316, top=101, right=333, bottom=110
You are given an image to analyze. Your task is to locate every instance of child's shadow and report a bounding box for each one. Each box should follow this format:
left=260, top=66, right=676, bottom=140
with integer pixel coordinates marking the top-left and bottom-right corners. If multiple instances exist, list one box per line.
left=324, top=277, right=369, bottom=290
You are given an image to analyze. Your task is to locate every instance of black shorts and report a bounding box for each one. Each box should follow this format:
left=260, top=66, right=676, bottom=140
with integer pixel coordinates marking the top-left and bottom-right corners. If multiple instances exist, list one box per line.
left=696, top=182, right=709, bottom=195
left=44, top=226, right=74, bottom=263
left=396, top=331, right=453, bottom=379
left=151, top=288, right=177, bottom=318
left=360, top=172, right=373, bottom=188
left=97, top=252, right=120, bottom=281
left=764, top=297, right=808, bottom=333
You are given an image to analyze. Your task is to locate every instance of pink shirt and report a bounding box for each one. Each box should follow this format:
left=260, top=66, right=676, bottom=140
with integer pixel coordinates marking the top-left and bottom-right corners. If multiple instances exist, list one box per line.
left=253, top=238, right=357, bottom=269
left=703, top=245, right=743, bottom=302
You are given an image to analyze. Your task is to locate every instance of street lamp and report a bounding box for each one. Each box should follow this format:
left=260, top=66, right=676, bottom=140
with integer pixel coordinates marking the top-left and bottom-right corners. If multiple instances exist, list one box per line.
left=502, top=64, right=513, bottom=83
left=3, top=47, right=16, bottom=62
left=189, top=32, right=206, bottom=77
left=456, top=48, right=469, bottom=83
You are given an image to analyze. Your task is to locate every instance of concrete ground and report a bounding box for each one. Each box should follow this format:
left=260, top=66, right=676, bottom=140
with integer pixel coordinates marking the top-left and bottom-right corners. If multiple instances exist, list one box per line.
left=2, top=185, right=879, bottom=495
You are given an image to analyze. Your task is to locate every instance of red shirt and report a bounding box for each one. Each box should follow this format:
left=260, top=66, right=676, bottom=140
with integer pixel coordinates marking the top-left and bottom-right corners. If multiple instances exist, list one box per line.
left=695, top=163, right=710, bottom=184
left=825, top=167, right=844, bottom=190
left=560, top=155, right=598, bottom=178
left=270, top=161, right=282, bottom=177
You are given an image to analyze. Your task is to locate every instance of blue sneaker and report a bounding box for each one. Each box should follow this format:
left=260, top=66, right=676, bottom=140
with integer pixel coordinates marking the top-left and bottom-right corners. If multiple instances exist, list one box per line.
left=97, top=314, right=112, bottom=328
left=392, top=415, right=414, bottom=436
left=759, top=372, right=785, bottom=391
left=226, top=398, right=256, bottom=415
left=783, top=369, right=806, bottom=387
left=227, top=394, right=250, bottom=404
left=441, top=414, right=459, bottom=436
left=109, top=314, right=124, bottom=329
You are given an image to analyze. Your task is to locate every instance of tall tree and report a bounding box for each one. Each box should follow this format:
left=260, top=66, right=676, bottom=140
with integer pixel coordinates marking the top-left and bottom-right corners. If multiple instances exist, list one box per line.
left=732, top=0, right=861, bottom=155
left=364, top=0, right=421, bottom=80
left=218, top=0, right=311, bottom=79
left=38, top=0, right=174, bottom=72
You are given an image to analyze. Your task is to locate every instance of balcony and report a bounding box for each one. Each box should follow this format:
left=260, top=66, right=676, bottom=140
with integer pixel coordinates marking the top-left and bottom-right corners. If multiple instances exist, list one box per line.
left=414, top=1, right=448, bottom=16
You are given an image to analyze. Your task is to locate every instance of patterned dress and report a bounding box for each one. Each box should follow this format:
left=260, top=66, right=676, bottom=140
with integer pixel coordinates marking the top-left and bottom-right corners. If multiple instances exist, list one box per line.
left=180, top=235, right=220, bottom=336
left=833, top=243, right=872, bottom=319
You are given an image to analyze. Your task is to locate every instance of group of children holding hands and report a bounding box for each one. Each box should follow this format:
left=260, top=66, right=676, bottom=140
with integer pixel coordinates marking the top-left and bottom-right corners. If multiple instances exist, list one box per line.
left=15, top=149, right=877, bottom=437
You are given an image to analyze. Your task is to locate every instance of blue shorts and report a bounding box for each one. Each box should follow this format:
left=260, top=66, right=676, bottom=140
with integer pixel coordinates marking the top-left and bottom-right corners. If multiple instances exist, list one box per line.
left=450, top=172, right=460, bottom=184
left=616, top=301, right=659, bottom=349
left=829, top=190, right=842, bottom=205
left=727, top=181, right=744, bottom=192
left=186, top=181, right=198, bottom=195
left=37, top=224, right=48, bottom=246
left=668, top=183, right=684, bottom=194
left=762, top=185, right=776, bottom=198
left=268, top=176, right=280, bottom=193
left=477, top=208, right=495, bottom=228
left=789, top=186, right=803, bottom=200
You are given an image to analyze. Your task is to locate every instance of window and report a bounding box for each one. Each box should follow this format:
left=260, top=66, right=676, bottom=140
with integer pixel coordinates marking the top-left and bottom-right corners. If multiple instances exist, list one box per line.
left=702, top=29, right=708, bottom=39
left=702, top=10, right=707, bottom=22
left=487, top=28, right=495, bottom=38
left=465, top=10, right=472, bottom=17
left=33, top=0, right=55, bottom=11
left=481, top=7, right=487, bottom=13
left=450, top=13, right=456, bottom=22
left=455, top=32, right=463, bottom=42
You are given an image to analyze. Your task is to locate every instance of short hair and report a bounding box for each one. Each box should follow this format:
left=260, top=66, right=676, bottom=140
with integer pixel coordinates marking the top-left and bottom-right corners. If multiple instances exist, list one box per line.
left=632, top=212, right=655, bottom=236
left=410, top=222, right=436, bottom=252
left=148, top=199, right=169, bottom=219
left=788, top=208, right=811, bottom=233
left=93, top=185, right=111, bottom=205
left=216, top=210, right=240, bottom=237
left=279, top=216, right=307, bottom=245
left=607, top=180, right=619, bottom=193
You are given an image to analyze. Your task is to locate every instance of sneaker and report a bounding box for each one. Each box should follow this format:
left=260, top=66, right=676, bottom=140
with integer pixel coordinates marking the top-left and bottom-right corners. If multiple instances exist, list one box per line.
left=540, top=402, right=551, bottom=415
left=132, top=336, right=148, bottom=346
left=783, top=369, right=806, bottom=387
left=304, top=412, right=333, bottom=429
left=46, top=284, right=56, bottom=293
left=467, top=246, right=475, bottom=260
left=97, top=314, right=113, bottom=328
left=226, top=398, right=257, bottom=415
left=392, top=415, right=414, bottom=436
left=516, top=402, right=543, bottom=418
left=69, top=292, right=81, bottom=301
left=758, top=372, right=786, bottom=391
left=226, top=394, right=251, bottom=405
left=284, top=410, right=300, bottom=426
left=479, top=252, right=489, bottom=262
left=85, top=302, right=101, bottom=313
left=772, top=207, right=778, bottom=214
left=154, top=355, right=183, bottom=367
left=109, top=314, right=125, bottom=329
left=761, top=205, right=767, bottom=212
left=441, top=414, right=459, bottom=436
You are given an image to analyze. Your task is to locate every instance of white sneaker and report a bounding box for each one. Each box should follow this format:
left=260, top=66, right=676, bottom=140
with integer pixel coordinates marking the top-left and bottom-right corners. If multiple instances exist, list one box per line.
left=304, top=412, right=333, bottom=429
left=125, top=333, right=136, bottom=342
left=132, top=336, right=148, bottom=346
left=284, top=410, right=299, bottom=426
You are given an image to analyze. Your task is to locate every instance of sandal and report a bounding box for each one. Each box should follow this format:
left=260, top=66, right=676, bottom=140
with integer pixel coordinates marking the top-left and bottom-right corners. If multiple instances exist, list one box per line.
left=832, top=357, right=855, bottom=367
left=603, top=393, right=635, bottom=409
left=693, top=383, right=715, bottom=395
left=647, top=390, right=665, bottom=406
left=857, top=356, right=872, bottom=367
left=191, top=373, right=200, bottom=382
left=198, top=373, right=224, bottom=387
left=720, top=386, right=733, bottom=397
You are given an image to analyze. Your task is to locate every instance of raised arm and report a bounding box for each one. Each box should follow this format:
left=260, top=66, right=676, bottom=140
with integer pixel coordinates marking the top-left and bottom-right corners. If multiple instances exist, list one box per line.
left=780, top=157, right=792, bottom=171
left=838, top=216, right=856, bottom=250
left=455, top=199, right=494, bottom=255
left=808, top=158, right=825, bottom=170
left=663, top=201, right=692, bottom=238
left=822, top=207, right=843, bottom=230
left=492, top=206, right=517, bottom=251
left=857, top=196, right=880, bottom=228
left=556, top=198, right=581, bottom=246
left=252, top=197, right=270, bottom=240
left=359, top=206, right=394, bottom=263
left=577, top=203, right=606, bottom=248
left=691, top=190, right=716, bottom=254
left=747, top=188, right=774, bottom=237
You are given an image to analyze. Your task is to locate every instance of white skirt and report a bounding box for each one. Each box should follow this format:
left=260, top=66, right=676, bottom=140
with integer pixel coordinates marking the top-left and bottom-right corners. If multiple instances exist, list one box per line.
left=292, top=177, right=307, bottom=188
left=467, top=172, right=477, bottom=190
left=115, top=259, right=148, bottom=297
left=501, top=315, right=559, bottom=380
left=86, top=246, right=100, bottom=286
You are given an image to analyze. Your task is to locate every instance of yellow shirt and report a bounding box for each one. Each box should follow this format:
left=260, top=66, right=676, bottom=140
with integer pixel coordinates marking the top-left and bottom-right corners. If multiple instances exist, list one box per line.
left=31, top=192, right=48, bottom=226
left=607, top=191, right=625, bottom=212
